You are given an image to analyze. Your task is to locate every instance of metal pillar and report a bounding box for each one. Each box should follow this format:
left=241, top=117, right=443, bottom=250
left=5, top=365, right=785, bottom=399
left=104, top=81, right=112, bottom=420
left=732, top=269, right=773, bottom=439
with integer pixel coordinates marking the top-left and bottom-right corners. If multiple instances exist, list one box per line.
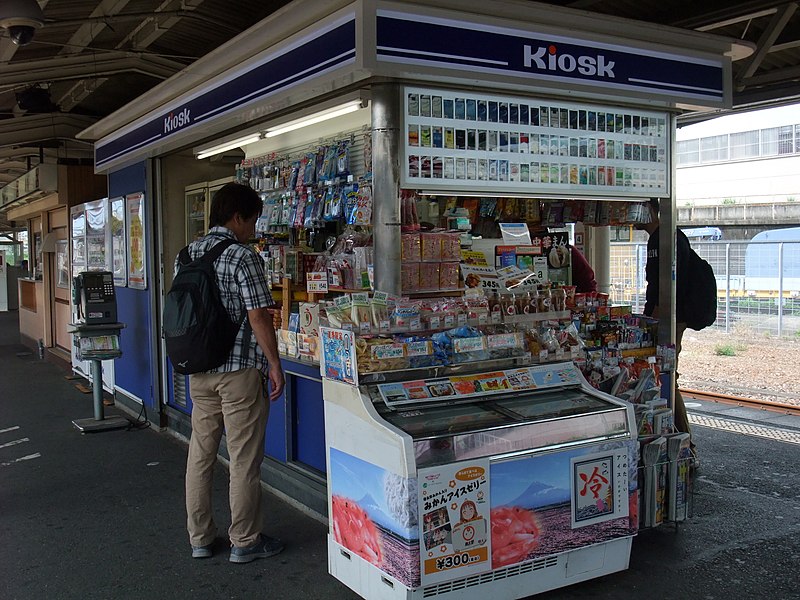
left=371, top=83, right=402, bottom=296
left=92, top=359, right=104, bottom=421
left=594, top=226, right=611, bottom=294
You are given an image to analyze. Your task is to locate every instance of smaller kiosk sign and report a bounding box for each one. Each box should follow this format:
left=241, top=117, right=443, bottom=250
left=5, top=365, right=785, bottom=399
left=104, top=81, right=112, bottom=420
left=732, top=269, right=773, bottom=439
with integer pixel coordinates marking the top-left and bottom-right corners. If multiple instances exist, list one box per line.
left=419, top=459, right=491, bottom=585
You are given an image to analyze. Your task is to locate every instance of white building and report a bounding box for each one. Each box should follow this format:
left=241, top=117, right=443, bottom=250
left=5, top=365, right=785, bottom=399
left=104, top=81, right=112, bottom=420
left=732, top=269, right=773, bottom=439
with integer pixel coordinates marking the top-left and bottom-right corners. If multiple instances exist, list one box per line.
left=676, top=104, right=800, bottom=207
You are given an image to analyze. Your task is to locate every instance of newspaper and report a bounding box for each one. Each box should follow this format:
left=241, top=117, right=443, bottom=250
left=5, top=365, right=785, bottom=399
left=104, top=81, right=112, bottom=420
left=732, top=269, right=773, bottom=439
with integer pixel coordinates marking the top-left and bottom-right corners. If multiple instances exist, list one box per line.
left=667, top=433, right=692, bottom=522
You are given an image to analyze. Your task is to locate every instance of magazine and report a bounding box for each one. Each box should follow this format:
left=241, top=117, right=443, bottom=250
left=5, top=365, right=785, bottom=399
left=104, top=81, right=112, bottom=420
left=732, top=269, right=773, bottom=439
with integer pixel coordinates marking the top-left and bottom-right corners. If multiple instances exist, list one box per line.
left=667, top=433, right=692, bottom=522
left=642, top=436, right=668, bottom=527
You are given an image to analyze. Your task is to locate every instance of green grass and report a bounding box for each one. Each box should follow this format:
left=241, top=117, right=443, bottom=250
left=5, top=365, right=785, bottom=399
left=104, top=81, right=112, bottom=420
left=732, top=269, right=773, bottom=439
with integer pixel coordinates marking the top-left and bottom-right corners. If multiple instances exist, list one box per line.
left=714, top=343, right=739, bottom=356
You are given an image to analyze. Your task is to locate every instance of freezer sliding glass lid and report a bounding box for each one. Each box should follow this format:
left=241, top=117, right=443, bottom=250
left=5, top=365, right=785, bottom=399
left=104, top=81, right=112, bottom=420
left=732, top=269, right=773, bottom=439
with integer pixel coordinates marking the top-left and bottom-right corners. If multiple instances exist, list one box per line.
left=378, top=402, right=514, bottom=437
left=495, top=388, right=617, bottom=420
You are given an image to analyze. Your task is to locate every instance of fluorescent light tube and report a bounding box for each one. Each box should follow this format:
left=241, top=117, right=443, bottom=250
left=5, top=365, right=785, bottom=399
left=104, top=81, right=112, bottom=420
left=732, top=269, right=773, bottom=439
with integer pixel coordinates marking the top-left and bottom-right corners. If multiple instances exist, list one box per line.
left=265, top=100, right=364, bottom=138
left=196, top=133, right=262, bottom=160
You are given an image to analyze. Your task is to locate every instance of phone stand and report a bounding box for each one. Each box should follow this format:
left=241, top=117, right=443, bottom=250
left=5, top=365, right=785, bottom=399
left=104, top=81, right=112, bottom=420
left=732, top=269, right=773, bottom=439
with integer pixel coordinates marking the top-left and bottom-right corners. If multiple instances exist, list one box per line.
left=69, top=322, right=129, bottom=433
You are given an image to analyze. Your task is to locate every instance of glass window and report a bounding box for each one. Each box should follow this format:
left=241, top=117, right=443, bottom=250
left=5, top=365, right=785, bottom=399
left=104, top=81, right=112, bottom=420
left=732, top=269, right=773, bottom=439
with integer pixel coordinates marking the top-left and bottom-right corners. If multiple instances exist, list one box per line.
left=677, top=139, right=699, bottom=165
left=761, top=126, right=780, bottom=156
left=778, top=125, right=794, bottom=154
left=730, top=130, right=760, bottom=159
left=699, top=134, right=729, bottom=163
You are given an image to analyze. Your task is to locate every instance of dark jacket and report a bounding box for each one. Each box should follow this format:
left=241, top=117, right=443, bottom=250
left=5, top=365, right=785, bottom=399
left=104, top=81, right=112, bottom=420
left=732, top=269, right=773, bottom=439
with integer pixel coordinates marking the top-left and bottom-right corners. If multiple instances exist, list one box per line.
left=644, top=226, right=691, bottom=323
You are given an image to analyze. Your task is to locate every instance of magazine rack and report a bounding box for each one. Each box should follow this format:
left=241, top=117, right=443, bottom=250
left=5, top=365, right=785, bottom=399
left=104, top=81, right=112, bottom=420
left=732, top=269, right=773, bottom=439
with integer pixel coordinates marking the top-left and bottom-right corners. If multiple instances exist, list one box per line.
left=638, top=454, right=696, bottom=530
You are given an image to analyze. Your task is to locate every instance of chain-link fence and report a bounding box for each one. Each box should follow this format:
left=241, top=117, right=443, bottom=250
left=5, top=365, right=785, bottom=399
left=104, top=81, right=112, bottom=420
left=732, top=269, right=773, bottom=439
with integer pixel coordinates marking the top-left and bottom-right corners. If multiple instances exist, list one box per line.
left=610, top=240, right=800, bottom=338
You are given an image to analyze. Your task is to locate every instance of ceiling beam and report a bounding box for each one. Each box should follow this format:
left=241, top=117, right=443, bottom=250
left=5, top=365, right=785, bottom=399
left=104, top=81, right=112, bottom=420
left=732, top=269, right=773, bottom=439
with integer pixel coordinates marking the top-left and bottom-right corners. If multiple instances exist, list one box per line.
left=671, top=0, right=790, bottom=29
left=740, top=62, right=800, bottom=86
left=57, top=0, right=134, bottom=56
left=57, top=0, right=207, bottom=111
left=0, top=54, right=184, bottom=90
left=694, top=8, right=778, bottom=31
left=736, top=3, right=798, bottom=89
left=0, top=113, right=97, bottom=148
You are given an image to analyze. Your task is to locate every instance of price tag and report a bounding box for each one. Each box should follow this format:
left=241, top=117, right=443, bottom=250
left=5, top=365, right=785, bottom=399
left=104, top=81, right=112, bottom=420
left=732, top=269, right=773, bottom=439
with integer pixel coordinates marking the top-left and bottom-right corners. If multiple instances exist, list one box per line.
left=407, top=341, right=433, bottom=356
left=372, top=344, right=406, bottom=360
left=306, top=272, right=328, bottom=293
left=453, top=337, right=486, bottom=353
left=487, top=333, right=521, bottom=349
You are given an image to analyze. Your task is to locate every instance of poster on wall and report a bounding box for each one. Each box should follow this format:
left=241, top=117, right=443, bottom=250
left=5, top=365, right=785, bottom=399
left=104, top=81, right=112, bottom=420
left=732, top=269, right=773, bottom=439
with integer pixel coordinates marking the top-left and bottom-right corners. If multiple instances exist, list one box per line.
left=126, top=192, right=146, bottom=290
left=328, top=448, right=420, bottom=588
left=84, top=199, right=107, bottom=271
left=418, top=460, right=491, bottom=585
left=489, top=442, right=636, bottom=570
left=110, top=196, right=127, bottom=287
left=70, top=208, right=86, bottom=277
left=55, top=240, right=69, bottom=289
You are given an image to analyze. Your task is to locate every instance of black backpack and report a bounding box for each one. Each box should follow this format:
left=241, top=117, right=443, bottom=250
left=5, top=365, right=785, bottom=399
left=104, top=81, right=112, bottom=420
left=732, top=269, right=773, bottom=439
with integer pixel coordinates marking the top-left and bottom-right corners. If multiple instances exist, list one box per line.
left=163, top=239, right=243, bottom=374
left=682, top=248, right=717, bottom=331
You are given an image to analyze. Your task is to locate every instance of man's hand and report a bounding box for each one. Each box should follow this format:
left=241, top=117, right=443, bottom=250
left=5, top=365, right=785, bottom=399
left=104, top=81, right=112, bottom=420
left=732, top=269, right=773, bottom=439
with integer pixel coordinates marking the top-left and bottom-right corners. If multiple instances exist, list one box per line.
left=267, top=363, right=285, bottom=402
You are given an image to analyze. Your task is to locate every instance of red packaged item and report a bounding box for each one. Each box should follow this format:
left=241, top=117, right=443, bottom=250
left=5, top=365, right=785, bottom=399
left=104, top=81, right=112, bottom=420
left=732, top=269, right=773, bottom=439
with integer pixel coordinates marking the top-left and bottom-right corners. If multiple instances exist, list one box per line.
left=420, top=232, right=442, bottom=262
left=402, top=262, right=420, bottom=292
left=440, top=232, right=461, bottom=261
left=401, top=233, right=421, bottom=262
left=419, top=263, right=440, bottom=291
left=439, top=262, right=461, bottom=290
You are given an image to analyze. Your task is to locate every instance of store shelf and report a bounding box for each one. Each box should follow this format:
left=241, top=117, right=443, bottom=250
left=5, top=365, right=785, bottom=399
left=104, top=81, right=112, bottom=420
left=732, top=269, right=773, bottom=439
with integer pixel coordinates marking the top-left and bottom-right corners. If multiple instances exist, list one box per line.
left=621, top=346, right=656, bottom=358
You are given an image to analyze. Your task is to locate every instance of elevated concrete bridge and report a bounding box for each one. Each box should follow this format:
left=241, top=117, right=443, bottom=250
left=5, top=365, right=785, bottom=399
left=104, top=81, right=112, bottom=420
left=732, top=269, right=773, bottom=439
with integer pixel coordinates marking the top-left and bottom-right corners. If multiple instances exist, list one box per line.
left=678, top=202, right=800, bottom=240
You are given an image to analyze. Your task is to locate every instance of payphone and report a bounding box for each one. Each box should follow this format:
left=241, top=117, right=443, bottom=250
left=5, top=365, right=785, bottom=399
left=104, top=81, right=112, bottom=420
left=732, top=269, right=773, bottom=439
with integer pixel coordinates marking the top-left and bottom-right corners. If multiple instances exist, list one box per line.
left=73, top=271, right=117, bottom=324
left=69, top=270, right=127, bottom=432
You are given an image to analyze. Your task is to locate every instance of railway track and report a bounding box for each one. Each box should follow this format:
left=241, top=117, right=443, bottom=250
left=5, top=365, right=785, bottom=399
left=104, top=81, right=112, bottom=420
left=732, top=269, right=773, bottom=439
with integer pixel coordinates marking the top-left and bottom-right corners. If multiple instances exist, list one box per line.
left=681, top=388, right=800, bottom=416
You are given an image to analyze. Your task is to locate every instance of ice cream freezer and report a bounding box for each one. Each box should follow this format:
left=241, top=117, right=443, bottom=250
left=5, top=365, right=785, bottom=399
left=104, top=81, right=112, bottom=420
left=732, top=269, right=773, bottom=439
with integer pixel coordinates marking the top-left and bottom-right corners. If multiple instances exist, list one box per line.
left=323, top=360, right=638, bottom=600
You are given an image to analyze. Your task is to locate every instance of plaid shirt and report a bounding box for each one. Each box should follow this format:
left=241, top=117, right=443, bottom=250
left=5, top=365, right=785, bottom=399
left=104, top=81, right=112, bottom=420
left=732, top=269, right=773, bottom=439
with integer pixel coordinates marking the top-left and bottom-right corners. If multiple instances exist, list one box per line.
left=174, top=226, right=273, bottom=373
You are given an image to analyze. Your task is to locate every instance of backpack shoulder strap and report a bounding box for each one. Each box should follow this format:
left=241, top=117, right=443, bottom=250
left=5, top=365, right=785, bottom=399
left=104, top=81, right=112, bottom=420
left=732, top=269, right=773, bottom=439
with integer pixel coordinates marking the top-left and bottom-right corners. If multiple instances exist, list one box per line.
left=178, top=246, right=192, bottom=266
left=200, top=238, right=238, bottom=264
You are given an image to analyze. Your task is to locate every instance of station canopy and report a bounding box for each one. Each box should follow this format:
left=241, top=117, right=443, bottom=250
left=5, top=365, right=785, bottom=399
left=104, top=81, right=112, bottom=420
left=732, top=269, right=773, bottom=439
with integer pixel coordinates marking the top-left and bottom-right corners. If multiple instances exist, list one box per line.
left=1, top=0, right=798, bottom=215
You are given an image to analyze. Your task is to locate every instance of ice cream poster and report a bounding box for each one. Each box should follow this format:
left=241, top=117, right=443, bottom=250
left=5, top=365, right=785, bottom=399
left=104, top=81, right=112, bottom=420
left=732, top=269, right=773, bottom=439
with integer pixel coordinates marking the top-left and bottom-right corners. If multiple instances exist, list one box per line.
left=328, top=448, right=420, bottom=587
left=489, top=442, right=637, bottom=570
left=418, top=460, right=491, bottom=585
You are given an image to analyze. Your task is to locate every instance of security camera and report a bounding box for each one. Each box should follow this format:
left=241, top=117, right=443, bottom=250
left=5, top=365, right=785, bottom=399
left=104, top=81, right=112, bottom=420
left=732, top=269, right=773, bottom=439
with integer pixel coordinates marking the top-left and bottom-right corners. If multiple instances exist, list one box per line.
left=0, top=0, right=45, bottom=47
left=8, top=25, right=37, bottom=45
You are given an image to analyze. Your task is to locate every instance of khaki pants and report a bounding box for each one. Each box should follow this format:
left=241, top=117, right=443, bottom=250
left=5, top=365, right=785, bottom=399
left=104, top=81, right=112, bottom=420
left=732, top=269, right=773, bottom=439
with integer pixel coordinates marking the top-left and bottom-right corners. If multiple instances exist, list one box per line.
left=673, top=323, right=692, bottom=438
left=186, top=368, right=268, bottom=548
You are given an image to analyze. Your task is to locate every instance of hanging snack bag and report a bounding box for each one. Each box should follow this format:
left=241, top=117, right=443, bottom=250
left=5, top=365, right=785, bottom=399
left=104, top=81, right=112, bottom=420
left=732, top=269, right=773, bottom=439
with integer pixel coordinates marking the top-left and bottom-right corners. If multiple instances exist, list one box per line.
left=351, top=292, right=372, bottom=334
left=371, top=292, right=392, bottom=332
left=354, top=185, right=373, bottom=226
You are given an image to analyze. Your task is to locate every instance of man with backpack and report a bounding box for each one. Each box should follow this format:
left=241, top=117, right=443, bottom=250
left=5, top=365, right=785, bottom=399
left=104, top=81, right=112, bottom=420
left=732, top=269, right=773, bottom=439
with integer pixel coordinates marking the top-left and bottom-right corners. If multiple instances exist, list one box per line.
left=637, top=199, right=697, bottom=448
left=171, top=183, right=285, bottom=563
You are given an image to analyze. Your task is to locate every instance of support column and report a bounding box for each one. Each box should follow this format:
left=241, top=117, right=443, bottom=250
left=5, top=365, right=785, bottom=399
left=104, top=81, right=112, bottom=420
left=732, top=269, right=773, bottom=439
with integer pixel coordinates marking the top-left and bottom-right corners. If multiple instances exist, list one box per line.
left=594, top=225, right=611, bottom=294
left=371, top=83, right=402, bottom=296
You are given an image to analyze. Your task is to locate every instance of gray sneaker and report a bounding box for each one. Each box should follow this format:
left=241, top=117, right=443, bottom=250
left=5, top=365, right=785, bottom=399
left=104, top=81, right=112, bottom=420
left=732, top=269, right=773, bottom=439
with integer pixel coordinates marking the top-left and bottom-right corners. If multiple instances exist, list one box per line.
left=191, top=544, right=213, bottom=559
left=229, top=535, right=284, bottom=563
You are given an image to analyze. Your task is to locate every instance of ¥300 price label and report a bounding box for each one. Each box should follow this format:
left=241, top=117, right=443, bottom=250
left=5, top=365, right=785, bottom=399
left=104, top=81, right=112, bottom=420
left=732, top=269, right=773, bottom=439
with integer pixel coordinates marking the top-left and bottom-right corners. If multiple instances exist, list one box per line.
left=424, top=547, right=488, bottom=576
left=436, top=551, right=480, bottom=571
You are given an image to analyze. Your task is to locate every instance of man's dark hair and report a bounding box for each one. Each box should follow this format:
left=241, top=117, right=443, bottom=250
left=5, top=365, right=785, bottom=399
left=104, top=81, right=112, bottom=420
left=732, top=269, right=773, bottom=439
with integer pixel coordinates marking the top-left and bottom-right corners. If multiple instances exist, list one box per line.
left=648, top=198, right=659, bottom=214
left=209, top=182, right=262, bottom=227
